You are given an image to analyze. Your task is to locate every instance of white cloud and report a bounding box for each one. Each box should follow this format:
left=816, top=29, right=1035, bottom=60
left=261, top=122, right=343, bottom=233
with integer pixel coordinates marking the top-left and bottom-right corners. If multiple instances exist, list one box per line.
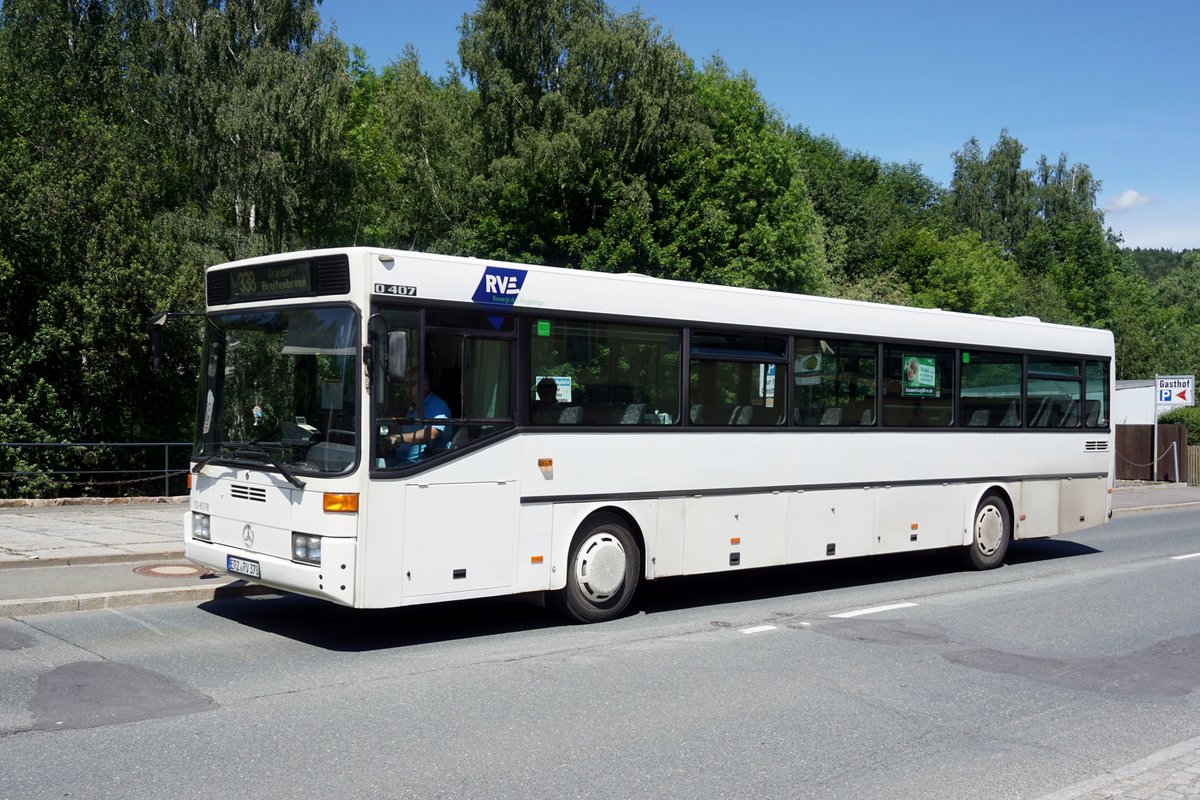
left=1105, top=189, right=1154, bottom=213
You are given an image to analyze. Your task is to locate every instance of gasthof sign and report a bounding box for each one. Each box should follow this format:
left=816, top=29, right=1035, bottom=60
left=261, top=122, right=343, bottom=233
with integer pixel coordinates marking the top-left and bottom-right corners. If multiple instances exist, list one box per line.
left=1155, top=375, right=1195, bottom=407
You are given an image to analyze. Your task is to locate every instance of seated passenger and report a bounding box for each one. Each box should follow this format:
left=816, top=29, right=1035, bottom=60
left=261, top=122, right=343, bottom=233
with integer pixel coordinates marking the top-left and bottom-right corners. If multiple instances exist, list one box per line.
left=532, top=377, right=563, bottom=424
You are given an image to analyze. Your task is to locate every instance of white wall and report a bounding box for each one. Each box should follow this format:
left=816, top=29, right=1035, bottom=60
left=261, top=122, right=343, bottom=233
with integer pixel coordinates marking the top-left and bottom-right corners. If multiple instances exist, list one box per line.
left=1113, top=384, right=1161, bottom=425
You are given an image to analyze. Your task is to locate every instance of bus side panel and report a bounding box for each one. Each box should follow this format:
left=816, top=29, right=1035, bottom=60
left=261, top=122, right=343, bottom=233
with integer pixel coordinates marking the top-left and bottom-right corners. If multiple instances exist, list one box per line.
left=516, top=504, right=553, bottom=593
left=1017, top=480, right=1059, bottom=539
left=1059, top=475, right=1108, bottom=535
left=785, top=488, right=876, bottom=564
left=682, top=494, right=786, bottom=574
left=874, top=485, right=957, bottom=553
left=402, top=480, right=517, bottom=599
left=650, top=498, right=686, bottom=578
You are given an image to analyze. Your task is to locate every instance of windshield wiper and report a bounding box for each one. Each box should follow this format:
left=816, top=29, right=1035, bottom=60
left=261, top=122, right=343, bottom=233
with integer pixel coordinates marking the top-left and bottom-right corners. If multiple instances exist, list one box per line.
left=191, top=442, right=306, bottom=490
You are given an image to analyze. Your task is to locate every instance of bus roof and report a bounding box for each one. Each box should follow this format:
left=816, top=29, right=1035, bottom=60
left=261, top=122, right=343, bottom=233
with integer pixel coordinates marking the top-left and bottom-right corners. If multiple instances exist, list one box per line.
left=209, top=246, right=1114, bottom=357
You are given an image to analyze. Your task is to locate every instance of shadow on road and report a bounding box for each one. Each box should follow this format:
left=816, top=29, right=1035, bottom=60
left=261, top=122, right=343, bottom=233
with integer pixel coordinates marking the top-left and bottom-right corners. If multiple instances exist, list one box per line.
left=199, top=536, right=1101, bottom=651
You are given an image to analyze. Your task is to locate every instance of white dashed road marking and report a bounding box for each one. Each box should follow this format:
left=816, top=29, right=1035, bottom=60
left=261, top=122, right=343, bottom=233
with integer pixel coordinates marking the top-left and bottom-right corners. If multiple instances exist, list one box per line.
left=830, top=602, right=918, bottom=618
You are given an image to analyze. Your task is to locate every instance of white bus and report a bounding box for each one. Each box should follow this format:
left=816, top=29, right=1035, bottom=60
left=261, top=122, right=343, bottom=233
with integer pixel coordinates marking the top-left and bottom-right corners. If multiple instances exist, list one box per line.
left=181, top=247, right=1114, bottom=622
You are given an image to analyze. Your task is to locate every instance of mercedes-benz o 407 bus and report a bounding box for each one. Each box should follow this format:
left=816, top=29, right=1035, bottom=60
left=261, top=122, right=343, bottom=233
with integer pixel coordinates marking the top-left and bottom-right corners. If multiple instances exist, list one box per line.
left=182, top=247, right=1114, bottom=622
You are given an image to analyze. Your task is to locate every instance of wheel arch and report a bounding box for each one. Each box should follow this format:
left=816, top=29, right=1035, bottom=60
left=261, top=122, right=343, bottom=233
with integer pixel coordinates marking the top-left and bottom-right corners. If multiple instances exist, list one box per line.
left=578, top=505, right=647, bottom=577
left=965, top=484, right=1015, bottom=545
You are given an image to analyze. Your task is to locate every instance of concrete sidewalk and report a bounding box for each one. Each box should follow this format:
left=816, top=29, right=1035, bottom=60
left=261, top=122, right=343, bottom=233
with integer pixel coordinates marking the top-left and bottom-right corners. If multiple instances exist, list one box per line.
left=0, top=498, right=273, bottom=615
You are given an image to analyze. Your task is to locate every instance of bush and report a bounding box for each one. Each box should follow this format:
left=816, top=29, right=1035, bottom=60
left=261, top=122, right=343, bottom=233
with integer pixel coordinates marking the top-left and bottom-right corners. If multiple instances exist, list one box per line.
left=1158, top=406, right=1200, bottom=446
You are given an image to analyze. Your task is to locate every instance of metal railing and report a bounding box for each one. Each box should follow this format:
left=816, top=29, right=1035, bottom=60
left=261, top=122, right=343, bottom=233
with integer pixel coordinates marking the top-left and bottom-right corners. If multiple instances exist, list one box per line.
left=0, top=442, right=192, bottom=498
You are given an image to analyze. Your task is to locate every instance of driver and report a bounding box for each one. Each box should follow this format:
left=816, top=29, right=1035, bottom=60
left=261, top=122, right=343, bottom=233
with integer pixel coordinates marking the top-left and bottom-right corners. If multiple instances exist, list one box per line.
left=387, top=369, right=451, bottom=464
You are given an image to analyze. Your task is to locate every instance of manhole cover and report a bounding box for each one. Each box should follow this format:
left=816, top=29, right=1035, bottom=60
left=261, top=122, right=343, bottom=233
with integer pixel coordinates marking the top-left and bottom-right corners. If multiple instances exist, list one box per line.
left=133, top=563, right=211, bottom=579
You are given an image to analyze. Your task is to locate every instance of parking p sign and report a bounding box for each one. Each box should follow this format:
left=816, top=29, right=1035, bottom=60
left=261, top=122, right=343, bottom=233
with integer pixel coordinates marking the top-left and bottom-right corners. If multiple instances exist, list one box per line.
left=1156, top=375, right=1195, bottom=407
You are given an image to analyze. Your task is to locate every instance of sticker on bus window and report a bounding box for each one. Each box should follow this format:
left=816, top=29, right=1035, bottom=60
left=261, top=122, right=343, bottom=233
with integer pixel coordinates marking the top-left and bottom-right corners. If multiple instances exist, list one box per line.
left=901, top=355, right=938, bottom=397
left=322, top=379, right=344, bottom=410
left=202, top=390, right=214, bottom=435
left=796, top=352, right=822, bottom=385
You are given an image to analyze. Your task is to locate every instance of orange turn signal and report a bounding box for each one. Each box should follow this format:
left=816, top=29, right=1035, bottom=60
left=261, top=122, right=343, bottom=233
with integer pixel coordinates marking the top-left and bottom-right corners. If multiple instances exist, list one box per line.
left=531, top=555, right=544, bottom=564
left=538, top=458, right=553, bottom=469
left=730, top=537, right=741, bottom=545
left=323, top=493, right=359, bottom=513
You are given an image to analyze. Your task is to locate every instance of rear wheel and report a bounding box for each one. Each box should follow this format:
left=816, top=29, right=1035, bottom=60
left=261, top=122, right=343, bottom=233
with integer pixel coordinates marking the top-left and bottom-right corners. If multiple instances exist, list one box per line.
left=549, top=513, right=640, bottom=623
left=964, top=492, right=1011, bottom=569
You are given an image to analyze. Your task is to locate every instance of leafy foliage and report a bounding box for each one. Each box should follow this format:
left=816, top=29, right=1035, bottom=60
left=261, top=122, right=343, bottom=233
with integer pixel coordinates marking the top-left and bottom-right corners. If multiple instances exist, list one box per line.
left=0, top=0, right=1195, bottom=497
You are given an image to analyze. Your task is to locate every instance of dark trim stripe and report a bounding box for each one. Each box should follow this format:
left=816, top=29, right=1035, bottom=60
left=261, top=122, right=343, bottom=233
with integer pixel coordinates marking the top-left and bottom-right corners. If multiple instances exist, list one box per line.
left=519, top=472, right=1109, bottom=506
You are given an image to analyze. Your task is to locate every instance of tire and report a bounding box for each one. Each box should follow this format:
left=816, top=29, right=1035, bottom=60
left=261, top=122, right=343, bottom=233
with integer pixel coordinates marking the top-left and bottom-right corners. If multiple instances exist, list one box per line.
left=548, top=513, right=641, bottom=623
left=963, top=492, right=1011, bottom=570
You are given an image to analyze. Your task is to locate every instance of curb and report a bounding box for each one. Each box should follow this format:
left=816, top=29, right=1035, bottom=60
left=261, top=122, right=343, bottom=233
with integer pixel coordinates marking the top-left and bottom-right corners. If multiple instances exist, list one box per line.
left=0, top=550, right=186, bottom=570
left=0, top=496, right=188, bottom=509
left=0, top=581, right=279, bottom=618
left=1113, top=501, right=1200, bottom=515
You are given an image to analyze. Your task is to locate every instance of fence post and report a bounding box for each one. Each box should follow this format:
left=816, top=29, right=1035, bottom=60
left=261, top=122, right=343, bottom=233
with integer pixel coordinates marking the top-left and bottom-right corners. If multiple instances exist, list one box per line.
left=164, top=443, right=170, bottom=497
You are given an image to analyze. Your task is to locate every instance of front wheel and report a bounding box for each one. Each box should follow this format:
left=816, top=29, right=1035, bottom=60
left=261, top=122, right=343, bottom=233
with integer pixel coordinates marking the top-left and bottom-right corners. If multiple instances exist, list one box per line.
left=549, top=513, right=640, bottom=623
left=963, top=492, right=1011, bottom=570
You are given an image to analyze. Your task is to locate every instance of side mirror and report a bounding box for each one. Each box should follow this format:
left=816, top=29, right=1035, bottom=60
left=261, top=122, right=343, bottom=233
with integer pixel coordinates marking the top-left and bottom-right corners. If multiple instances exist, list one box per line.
left=387, top=331, right=409, bottom=382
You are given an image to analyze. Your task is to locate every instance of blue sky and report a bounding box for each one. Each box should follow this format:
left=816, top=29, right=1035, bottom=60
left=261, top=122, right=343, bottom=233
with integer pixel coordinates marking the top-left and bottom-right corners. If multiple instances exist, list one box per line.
left=319, top=0, right=1199, bottom=250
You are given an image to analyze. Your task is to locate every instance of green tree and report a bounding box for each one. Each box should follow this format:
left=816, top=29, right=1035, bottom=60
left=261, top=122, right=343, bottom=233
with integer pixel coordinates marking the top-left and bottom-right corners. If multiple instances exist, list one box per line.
left=343, top=46, right=482, bottom=252
left=655, top=60, right=828, bottom=293
left=458, top=0, right=696, bottom=267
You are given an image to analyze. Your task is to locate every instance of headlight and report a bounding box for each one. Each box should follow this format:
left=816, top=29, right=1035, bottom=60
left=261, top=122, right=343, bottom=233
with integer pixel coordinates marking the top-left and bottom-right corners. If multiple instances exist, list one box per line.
left=192, top=513, right=211, bottom=542
left=291, top=533, right=322, bottom=565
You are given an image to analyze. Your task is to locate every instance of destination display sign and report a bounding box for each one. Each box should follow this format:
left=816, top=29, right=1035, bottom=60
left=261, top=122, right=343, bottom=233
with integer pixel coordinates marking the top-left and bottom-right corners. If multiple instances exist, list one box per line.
left=228, top=261, right=314, bottom=302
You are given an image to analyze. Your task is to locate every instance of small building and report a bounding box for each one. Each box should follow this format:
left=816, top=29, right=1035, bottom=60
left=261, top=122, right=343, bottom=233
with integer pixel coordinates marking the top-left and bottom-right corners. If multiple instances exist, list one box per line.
left=1113, top=379, right=1163, bottom=425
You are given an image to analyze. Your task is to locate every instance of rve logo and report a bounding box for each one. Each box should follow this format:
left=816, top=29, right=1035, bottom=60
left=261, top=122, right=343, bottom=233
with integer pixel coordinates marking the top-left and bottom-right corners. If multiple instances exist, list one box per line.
left=472, top=266, right=527, bottom=306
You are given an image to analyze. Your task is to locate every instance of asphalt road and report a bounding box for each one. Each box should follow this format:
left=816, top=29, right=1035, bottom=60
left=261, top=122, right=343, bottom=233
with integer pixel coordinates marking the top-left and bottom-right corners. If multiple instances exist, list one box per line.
left=1, top=507, right=1198, bottom=800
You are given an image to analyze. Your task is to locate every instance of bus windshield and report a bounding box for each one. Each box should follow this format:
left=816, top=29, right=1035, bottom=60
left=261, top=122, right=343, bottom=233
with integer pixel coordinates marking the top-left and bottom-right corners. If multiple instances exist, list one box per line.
left=194, top=305, right=360, bottom=476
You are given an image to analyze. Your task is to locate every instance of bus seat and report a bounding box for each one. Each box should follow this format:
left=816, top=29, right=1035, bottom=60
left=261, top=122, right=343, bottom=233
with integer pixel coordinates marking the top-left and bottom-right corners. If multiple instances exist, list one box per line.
left=1028, top=396, right=1050, bottom=427
left=621, top=403, right=647, bottom=424
left=1000, top=401, right=1019, bottom=427
left=819, top=407, right=842, bottom=426
left=1083, top=399, right=1101, bottom=426
left=859, top=407, right=875, bottom=426
left=968, top=409, right=990, bottom=427
left=558, top=406, right=583, bottom=424
left=729, top=406, right=753, bottom=425
left=1061, top=399, right=1081, bottom=427
left=750, top=406, right=782, bottom=426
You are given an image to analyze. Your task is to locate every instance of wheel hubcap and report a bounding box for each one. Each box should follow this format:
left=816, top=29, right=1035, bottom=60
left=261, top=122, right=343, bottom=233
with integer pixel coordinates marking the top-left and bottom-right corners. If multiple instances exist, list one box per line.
left=976, top=505, right=1003, bottom=556
left=575, top=531, right=626, bottom=601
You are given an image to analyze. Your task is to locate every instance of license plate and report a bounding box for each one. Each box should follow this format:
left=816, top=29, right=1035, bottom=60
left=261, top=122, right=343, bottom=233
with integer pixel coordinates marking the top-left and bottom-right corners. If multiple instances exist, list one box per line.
left=227, top=555, right=261, bottom=579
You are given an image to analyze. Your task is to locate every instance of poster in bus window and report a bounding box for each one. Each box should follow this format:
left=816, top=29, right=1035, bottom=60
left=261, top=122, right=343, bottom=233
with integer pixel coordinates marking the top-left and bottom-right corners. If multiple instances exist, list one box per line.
left=759, top=363, right=777, bottom=406
left=901, top=355, right=938, bottom=397
left=535, top=375, right=572, bottom=403
left=796, top=352, right=822, bottom=386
